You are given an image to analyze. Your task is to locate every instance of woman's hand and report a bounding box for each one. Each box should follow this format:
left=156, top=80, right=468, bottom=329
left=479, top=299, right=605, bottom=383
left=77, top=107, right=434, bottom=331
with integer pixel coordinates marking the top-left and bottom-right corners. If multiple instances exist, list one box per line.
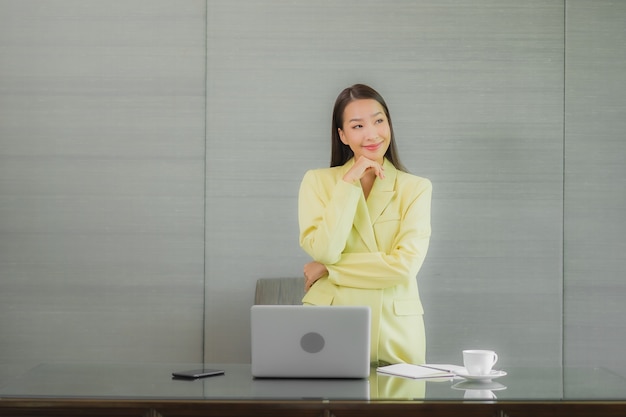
left=342, top=156, right=385, bottom=183
left=303, top=261, right=328, bottom=292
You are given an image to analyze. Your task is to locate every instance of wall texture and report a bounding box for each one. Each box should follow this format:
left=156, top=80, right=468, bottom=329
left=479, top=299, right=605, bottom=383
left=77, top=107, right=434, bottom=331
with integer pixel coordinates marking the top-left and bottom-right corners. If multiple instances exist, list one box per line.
left=563, top=0, right=626, bottom=379
left=0, top=1, right=207, bottom=380
left=0, top=0, right=625, bottom=385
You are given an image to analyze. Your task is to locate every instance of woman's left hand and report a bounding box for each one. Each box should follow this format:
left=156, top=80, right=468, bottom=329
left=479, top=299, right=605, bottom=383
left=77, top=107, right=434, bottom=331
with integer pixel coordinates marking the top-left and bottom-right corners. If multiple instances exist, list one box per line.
left=303, top=261, right=328, bottom=292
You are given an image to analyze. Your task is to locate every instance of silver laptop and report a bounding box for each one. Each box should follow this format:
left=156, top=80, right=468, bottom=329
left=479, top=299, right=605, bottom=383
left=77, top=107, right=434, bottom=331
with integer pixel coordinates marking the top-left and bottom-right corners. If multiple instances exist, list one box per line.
left=251, top=305, right=371, bottom=378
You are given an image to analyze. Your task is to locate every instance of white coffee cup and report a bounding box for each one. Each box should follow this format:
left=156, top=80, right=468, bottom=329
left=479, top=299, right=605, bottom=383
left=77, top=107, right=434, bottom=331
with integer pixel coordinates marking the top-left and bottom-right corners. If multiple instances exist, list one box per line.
left=463, top=349, right=498, bottom=376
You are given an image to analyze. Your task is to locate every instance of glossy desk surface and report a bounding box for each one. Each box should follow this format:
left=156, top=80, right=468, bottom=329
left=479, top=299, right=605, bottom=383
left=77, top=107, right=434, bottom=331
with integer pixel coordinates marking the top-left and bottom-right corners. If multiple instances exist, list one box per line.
left=1, top=362, right=626, bottom=401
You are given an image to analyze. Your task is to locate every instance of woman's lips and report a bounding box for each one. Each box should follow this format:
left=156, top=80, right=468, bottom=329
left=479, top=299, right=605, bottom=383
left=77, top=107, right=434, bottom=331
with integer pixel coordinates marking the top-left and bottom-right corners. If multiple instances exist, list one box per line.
left=363, top=142, right=382, bottom=151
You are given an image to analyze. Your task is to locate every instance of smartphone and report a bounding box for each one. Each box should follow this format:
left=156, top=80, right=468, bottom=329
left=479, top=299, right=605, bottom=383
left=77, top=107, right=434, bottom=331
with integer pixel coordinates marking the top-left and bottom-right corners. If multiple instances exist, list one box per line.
left=172, top=368, right=225, bottom=379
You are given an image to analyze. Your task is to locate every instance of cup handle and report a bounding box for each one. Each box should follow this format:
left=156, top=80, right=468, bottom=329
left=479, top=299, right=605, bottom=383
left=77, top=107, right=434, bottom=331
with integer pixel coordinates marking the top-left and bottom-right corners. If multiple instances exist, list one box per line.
left=492, top=353, right=499, bottom=366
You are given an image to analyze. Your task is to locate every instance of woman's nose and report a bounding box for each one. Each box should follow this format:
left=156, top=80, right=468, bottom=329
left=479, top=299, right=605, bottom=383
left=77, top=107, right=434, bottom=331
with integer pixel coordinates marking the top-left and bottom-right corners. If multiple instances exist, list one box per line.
left=365, top=124, right=378, bottom=140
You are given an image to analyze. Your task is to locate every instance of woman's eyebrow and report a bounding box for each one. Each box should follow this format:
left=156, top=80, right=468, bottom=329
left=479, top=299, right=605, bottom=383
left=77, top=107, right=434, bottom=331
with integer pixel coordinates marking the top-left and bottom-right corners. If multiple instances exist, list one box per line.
left=348, top=112, right=383, bottom=123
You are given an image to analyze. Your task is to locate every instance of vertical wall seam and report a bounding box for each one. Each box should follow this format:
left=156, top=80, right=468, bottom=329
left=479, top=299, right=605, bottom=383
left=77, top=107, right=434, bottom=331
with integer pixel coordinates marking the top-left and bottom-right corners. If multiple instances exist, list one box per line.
left=562, top=0, right=567, bottom=384
left=202, top=0, right=208, bottom=364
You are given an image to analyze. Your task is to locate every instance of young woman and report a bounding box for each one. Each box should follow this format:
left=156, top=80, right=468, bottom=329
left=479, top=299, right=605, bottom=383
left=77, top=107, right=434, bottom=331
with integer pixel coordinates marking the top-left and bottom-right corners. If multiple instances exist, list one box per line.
left=298, top=84, right=432, bottom=366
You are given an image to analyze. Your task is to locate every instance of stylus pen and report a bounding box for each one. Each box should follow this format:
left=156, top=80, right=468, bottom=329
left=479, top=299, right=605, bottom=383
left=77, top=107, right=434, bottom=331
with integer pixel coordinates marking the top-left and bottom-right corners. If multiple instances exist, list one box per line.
left=419, top=365, right=457, bottom=374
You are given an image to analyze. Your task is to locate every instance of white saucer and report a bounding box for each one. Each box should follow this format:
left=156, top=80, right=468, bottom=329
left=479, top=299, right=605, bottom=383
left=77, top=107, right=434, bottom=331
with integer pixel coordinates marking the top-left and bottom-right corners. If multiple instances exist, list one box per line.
left=455, top=369, right=507, bottom=381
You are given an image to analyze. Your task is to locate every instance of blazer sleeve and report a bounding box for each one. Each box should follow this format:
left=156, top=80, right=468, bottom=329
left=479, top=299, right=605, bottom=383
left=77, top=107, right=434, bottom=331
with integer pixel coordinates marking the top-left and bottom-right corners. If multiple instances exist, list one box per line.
left=298, top=169, right=361, bottom=265
left=326, top=178, right=432, bottom=289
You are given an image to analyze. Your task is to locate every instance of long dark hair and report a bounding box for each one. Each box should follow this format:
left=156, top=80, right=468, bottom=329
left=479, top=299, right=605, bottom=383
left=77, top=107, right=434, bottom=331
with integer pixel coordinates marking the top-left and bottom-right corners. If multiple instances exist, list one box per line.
left=330, top=84, right=407, bottom=171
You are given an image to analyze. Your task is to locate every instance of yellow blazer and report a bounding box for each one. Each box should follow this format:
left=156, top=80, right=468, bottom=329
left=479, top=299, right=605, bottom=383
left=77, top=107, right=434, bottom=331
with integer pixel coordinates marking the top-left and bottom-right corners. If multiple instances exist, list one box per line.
left=298, top=158, right=432, bottom=365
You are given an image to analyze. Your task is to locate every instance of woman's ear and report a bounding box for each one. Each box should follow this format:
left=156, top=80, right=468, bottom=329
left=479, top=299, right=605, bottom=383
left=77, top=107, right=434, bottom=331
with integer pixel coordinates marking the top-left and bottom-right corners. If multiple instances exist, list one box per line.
left=338, top=128, right=347, bottom=145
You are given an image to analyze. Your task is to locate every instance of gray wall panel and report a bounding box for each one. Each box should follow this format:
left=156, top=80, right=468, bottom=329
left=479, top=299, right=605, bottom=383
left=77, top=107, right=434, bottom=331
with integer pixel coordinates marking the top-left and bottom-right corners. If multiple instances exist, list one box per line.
left=0, top=1, right=206, bottom=382
left=564, top=0, right=626, bottom=376
left=205, top=0, right=564, bottom=369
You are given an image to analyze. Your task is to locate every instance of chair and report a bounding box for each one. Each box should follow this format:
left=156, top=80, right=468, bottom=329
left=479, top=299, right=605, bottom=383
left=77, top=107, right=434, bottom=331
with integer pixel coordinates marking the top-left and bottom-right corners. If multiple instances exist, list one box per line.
left=254, top=277, right=305, bottom=305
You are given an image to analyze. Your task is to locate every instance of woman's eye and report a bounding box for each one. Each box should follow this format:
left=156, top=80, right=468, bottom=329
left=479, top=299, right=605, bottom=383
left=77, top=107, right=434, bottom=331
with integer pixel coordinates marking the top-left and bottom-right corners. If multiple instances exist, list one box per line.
left=375, top=118, right=384, bottom=124
left=352, top=124, right=362, bottom=129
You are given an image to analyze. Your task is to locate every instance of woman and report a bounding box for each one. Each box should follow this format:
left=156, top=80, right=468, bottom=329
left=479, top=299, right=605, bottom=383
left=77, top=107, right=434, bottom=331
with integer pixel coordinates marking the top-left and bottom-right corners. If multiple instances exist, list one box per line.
left=298, top=84, right=432, bottom=366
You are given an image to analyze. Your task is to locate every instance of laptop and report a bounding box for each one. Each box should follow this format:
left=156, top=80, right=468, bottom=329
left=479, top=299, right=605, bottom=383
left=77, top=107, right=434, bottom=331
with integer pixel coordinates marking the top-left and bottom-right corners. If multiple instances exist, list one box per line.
left=250, top=305, right=371, bottom=378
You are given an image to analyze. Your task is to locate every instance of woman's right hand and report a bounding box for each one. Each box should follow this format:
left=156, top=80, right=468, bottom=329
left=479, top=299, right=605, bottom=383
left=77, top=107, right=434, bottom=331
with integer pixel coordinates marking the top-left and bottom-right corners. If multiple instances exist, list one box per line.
left=303, top=261, right=328, bottom=292
left=342, top=156, right=385, bottom=183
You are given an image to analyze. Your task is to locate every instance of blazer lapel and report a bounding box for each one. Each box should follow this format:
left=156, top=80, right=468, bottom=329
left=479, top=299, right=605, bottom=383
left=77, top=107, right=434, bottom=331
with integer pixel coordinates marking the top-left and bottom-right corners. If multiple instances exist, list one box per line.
left=367, top=159, right=397, bottom=225
left=353, top=195, right=378, bottom=252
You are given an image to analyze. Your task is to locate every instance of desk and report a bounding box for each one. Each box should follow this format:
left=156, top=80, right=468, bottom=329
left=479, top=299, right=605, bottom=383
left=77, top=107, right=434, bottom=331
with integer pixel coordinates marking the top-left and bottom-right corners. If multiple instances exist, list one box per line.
left=1, top=363, right=626, bottom=416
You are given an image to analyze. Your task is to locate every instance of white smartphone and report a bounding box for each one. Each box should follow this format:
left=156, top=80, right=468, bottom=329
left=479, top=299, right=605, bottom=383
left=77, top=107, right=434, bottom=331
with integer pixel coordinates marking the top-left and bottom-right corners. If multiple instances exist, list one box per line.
left=172, top=368, right=225, bottom=379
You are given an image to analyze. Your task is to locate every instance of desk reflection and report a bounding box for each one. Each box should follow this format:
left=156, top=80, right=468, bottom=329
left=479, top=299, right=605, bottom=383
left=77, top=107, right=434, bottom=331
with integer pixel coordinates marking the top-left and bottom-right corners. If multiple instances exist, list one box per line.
left=249, top=378, right=369, bottom=400
left=452, top=380, right=507, bottom=400
left=370, top=372, right=426, bottom=400
left=248, top=371, right=428, bottom=400
left=4, top=363, right=626, bottom=401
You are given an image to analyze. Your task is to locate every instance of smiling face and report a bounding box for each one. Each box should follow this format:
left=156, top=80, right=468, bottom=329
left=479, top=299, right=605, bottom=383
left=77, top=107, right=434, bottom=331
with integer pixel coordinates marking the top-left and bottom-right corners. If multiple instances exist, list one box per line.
left=338, top=99, right=391, bottom=165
